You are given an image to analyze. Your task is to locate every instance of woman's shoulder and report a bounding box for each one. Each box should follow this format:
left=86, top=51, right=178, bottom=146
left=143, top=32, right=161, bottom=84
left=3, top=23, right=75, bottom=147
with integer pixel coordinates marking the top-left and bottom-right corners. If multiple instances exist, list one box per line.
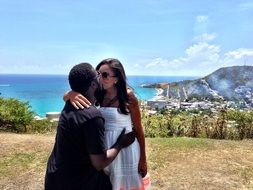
left=127, top=88, right=138, bottom=106
left=127, top=88, right=136, bottom=99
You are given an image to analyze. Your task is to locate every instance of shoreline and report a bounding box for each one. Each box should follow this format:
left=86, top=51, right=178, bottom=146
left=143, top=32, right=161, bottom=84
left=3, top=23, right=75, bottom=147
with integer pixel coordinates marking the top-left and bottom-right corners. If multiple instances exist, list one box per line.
left=150, top=88, right=165, bottom=101
left=34, top=111, right=61, bottom=121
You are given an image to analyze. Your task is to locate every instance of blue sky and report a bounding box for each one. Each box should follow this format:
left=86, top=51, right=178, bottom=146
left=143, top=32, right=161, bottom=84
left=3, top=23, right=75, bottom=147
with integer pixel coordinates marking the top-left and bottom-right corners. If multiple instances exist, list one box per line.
left=0, top=0, right=253, bottom=76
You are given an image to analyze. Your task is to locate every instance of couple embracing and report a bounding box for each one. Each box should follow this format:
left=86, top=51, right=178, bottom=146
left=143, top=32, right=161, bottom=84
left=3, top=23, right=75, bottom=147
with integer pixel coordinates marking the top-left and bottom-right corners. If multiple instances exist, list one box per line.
left=45, top=58, right=149, bottom=190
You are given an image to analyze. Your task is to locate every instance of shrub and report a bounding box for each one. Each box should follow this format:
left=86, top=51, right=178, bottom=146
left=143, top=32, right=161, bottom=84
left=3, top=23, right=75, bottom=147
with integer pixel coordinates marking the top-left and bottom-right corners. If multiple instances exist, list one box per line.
left=0, top=98, right=34, bottom=132
left=186, top=115, right=201, bottom=138
left=170, top=115, right=190, bottom=137
left=227, top=110, right=253, bottom=139
left=0, top=97, right=58, bottom=134
left=142, top=108, right=253, bottom=140
left=143, top=113, right=171, bottom=137
left=27, top=119, right=57, bottom=134
left=210, top=109, right=227, bottom=139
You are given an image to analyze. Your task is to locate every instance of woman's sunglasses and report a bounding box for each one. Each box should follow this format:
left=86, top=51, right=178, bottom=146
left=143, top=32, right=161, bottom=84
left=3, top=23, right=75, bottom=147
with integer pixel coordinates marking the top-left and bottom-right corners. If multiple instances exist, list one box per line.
left=97, top=71, right=116, bottom=79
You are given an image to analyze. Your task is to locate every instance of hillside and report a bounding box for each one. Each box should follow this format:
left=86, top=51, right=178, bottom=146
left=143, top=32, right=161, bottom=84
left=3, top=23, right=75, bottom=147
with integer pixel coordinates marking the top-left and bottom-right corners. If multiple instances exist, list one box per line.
left=204, top=66, right=253, bottom=100
left=144, top=66, right=253, bottom=108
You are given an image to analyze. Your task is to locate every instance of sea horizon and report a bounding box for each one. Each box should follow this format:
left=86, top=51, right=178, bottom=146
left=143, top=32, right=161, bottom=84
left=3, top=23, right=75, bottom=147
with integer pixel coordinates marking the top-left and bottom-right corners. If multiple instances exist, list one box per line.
left=0, top=74, right=198, bottom=117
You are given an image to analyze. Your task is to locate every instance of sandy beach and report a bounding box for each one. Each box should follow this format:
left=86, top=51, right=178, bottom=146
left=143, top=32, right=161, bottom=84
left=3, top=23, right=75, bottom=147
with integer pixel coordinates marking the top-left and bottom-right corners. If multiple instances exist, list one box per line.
left=151, top=88, right=165, bottom=101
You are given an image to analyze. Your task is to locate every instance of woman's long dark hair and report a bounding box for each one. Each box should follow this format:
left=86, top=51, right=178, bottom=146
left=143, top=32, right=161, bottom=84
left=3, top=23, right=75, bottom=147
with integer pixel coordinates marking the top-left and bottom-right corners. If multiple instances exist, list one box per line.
left=96, top=58, right=129, bottom=115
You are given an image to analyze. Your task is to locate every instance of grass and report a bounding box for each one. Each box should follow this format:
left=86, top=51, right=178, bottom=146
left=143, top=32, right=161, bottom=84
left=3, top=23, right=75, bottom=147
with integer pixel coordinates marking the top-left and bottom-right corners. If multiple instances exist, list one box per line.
left=0, top=152, right=36, bottom=176
left=0, top=132, right=253, bottom=190
left=147, top=138, right=253, bottom=189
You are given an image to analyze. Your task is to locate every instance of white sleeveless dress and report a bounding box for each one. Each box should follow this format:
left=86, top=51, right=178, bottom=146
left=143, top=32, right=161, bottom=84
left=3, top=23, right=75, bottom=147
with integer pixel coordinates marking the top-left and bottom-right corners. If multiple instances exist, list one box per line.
left=99, top=107, right=143, bottom=190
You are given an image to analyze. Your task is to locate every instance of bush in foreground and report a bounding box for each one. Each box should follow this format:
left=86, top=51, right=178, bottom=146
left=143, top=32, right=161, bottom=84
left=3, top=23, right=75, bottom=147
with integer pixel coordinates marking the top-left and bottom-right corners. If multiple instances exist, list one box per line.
left=142, top=108, right=253, bottom=140
left=27, top=119, right=57, bottom=134
left=0, top=98, right=34, bottom=132
left=0, top=97, right=57, bottom=133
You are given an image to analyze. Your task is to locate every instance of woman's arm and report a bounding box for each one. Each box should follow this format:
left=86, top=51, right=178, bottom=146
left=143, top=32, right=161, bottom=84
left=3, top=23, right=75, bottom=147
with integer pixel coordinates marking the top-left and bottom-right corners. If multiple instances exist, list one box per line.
left=63, top=90, right=91, bottom=109
left=128, top=90, right=147, bottom=177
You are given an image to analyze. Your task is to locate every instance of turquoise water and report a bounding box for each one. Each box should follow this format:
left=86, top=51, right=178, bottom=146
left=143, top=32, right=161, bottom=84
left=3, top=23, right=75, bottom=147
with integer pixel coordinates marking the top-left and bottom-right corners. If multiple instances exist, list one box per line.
left=0, top=74, right=197, bottom=117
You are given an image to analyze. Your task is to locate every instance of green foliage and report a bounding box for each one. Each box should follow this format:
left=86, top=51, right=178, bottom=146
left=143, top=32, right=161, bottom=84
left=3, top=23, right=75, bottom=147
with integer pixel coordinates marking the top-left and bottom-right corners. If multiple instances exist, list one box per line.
left=186, top=115, right=201, bottom=137
left=227, top=110, right=253, bottom=139
left=143, top=112, right=171, bottom=137
left=210, top=109, right=227, bottom=139
left=27, top=119, right=57, bottom=134
left=142, top=108, right=253, bottom=140
left=0, top=97, right=34, bottom=132
left=170, top=114, right=192, bottom=137
left=0, top=97, right=58, bottom=133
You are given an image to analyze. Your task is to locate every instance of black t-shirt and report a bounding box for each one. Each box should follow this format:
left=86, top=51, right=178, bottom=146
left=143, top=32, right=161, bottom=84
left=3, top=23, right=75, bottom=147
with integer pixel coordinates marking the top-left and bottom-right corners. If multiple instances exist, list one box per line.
left=45, top=102, right=112, bottom=190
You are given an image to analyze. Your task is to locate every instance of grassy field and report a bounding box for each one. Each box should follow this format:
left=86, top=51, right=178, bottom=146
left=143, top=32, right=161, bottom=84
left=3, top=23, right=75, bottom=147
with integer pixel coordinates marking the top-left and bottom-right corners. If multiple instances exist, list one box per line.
left=0, top=132, right=253, bottom=190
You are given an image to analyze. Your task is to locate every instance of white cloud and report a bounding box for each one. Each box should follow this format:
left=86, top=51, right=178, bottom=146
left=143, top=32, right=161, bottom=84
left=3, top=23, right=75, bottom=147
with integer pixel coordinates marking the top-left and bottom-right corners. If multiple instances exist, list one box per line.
left=193, top=33, right=216, bottom=42
left=186, top=42, right=220, bottom=63
left=133, top=43, right=253, bottom=76
left=130, top=44, right=253, bottom=76
left=171, top=42, right=221, bottom=73
left=132, top=42, right=221, bottom=76
left=169, top=57, right=187, bottom=67
left=223, top=48, right=253, bottom=66
left=224, top=48, right=253, bottom=59
left=145, top=58, right=169, bottom=68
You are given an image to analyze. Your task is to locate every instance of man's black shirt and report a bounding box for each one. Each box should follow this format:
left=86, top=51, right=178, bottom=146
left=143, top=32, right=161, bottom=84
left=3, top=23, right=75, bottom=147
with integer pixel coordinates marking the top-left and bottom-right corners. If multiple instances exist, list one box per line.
left=45, top=101, right=111, bottom=190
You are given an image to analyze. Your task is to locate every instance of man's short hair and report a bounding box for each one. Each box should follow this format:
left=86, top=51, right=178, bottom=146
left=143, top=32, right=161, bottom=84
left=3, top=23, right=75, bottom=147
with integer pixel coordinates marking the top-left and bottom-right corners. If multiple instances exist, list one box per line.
left=68, top=63, right=96, bottom=93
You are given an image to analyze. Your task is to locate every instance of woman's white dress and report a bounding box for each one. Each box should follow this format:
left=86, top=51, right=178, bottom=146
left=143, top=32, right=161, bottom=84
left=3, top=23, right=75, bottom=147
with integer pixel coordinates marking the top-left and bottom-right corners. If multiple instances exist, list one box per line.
left=99, top=107, right=143, bottom=190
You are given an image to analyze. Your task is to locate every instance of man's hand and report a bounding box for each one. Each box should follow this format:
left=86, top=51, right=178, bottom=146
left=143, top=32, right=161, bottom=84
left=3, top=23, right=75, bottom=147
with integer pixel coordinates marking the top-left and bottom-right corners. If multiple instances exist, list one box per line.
left=91, top=129, right=136, bottom=170
left=116, top=128, right=136, bottom=148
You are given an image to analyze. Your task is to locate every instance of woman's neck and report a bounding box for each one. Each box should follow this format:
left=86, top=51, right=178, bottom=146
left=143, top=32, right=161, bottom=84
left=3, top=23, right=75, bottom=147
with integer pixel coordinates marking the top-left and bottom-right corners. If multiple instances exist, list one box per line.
left=105, top=86, right=117, bottom=98
left=103, top=86, right=119, bottom=107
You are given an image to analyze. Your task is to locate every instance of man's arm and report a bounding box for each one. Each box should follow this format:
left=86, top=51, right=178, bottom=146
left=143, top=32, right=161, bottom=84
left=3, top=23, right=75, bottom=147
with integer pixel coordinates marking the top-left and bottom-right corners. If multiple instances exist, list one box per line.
left=89, top=143, right=121, bottom=170
left=85, top=118, right=135, bottom=171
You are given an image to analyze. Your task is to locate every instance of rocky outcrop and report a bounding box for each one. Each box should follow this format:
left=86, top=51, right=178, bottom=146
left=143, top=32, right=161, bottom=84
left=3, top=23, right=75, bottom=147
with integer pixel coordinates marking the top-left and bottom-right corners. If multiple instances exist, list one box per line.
left=141, top=82, right=168, bottom=88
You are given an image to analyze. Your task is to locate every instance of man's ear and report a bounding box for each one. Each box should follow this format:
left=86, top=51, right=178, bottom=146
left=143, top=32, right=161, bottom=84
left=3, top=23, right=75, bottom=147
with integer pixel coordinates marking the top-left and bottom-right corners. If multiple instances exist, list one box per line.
left=91, top=81, right=97, bottom=89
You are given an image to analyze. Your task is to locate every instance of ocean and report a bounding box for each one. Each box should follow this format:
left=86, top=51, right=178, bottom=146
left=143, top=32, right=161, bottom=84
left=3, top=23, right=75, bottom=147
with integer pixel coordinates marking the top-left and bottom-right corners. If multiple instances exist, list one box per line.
left=0, top=74, right=197, bottom=117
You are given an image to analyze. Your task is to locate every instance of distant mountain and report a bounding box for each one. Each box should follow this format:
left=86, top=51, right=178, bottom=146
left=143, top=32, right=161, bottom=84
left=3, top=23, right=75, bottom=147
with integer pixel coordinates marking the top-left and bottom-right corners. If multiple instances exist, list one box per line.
left=143, top=66, right=253, bottom=108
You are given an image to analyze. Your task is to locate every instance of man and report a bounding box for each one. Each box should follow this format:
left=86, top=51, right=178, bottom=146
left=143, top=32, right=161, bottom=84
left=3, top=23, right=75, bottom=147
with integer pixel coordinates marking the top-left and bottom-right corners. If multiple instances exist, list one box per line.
left=44, top=63, right=135, bottom=190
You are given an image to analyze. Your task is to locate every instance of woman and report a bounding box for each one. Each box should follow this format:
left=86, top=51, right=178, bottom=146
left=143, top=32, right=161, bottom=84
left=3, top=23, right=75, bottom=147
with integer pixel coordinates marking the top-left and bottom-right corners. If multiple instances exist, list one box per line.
left=64, top=58, right=148, bottom=189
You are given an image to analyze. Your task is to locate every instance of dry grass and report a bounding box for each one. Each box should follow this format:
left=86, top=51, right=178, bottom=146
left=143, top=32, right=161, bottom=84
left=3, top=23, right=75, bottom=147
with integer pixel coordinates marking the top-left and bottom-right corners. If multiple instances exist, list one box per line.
left=0, top=133, right=54, bottom=190
left=0, top=133, right=253, bottom=190
left=147, top=138, right=253, bottom=190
